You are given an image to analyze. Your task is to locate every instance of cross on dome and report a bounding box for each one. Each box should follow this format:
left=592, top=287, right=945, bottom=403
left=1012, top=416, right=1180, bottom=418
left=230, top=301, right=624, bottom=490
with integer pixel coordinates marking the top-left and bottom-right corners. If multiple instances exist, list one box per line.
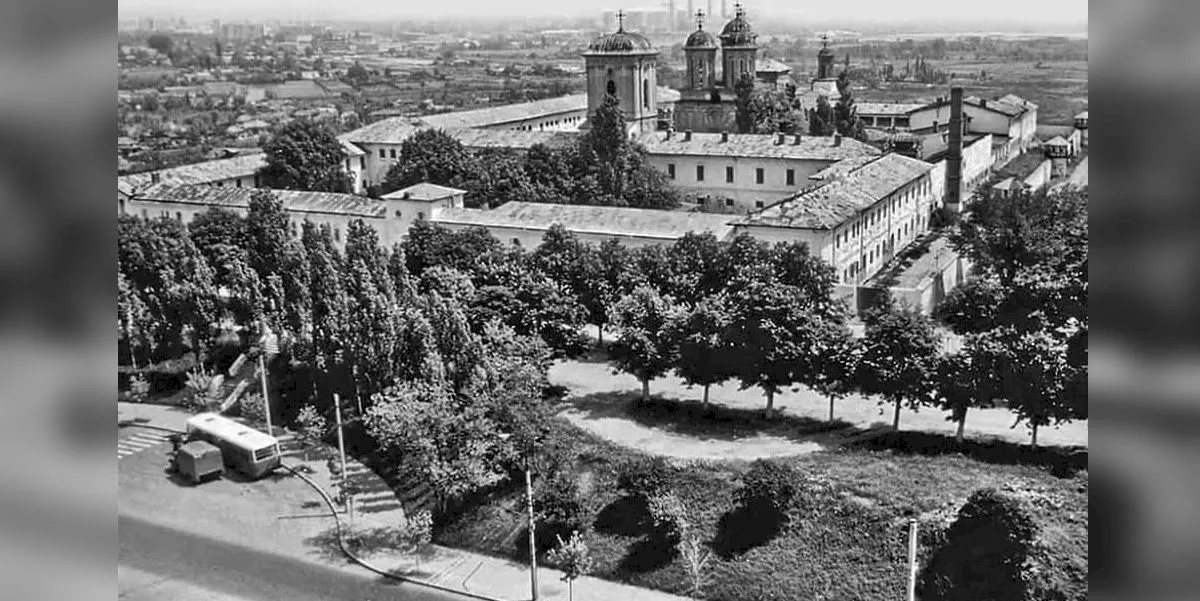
left=695, top=9, right=705, bottom=29
left=616, top=9, right=626, bottom=32
left=734, top=1, right=745, bottom=17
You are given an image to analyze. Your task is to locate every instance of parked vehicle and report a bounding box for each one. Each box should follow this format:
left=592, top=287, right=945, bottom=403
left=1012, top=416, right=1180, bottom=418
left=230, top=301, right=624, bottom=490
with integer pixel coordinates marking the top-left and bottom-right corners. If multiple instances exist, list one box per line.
left=185, top=413, right=281, bottom=479
left=175, top=440, right=225, bottom=484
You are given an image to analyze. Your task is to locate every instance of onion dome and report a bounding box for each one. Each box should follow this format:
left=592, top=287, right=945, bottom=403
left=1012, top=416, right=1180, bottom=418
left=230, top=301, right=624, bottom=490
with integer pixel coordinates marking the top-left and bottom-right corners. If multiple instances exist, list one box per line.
left=719, top=6, right=757, bottom=47
left=685, top=27, right=718, bottom=49
left=586, top=28, right=656, bottom=54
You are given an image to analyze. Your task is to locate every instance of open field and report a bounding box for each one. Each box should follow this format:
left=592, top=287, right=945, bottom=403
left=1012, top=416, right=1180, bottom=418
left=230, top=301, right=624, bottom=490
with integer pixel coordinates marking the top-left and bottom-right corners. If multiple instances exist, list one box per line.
left=860, top=60, right=1088, bottom=124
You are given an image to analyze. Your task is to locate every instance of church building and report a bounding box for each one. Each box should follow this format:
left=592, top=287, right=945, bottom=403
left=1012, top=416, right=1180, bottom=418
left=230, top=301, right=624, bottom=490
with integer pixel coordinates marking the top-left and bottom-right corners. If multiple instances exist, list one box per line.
left=672, top=3, right=759, bottom=134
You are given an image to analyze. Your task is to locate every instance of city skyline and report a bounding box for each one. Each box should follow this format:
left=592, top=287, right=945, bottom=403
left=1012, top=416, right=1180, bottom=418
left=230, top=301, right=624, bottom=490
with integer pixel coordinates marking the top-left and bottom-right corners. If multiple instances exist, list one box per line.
left=119, top=0, right=1087, bottom=31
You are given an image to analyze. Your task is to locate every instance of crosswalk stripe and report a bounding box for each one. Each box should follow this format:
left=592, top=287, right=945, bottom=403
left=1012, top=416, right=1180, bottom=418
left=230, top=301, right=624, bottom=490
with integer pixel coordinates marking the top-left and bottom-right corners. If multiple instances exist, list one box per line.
left=118, top=441, right=153, bottom=451
left=130, top=433, right=168, bottom=443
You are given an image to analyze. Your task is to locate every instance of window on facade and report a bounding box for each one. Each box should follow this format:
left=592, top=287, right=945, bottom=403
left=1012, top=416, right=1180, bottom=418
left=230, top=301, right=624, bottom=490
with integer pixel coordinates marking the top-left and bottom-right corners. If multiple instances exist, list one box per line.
left=389, top=148, right=397, bottom=159
left=512, top=238, right=522, bottom=247
left=786, top=169, right=795, bottom=186
left=607, top=80, right=616, bottom=97
left=725, top=198, right=734, bottom=207
left=755, top=168, right=764, bottom=184
left=643, top=79, right=650, bottom=109
left=418, top=211, right=425, bottom=220
left=667, top=163, right=676, bottom=179
left=334, top=228, right=341, bottom=242
left=235, top=178, right=242, bottom=188
left=696, top=165, right=705, bottom=181
left=176, top=212, right=183, bottom=221
left=215, top=181, right=223, bottom=187
left=726, top=166, right=734, bottom=183
left=254, top=175, right=261, bottom=187
left=360, top=157, right=365, bottom=169
left=395, top=210, right=402, bottom=218
left=379, top=149, right=386, bottom=158
left=755, top=200, right=764, bottom=209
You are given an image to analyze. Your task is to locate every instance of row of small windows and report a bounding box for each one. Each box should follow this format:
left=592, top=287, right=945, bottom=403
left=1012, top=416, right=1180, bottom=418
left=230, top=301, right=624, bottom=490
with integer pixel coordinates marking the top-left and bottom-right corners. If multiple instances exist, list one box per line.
left=667, top=164, right=796, bottom=187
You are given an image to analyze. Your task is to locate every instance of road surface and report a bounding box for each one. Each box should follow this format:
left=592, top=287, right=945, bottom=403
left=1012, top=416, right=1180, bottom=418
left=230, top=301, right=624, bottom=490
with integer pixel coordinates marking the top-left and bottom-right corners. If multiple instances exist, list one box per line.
left=119, top=513, right=466, bottom=601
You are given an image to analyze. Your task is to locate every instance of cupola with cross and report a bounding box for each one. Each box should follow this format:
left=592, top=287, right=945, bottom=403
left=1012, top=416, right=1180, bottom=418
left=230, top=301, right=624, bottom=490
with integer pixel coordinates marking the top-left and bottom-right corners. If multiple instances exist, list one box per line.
left=719, top=2, right=758, bottom=88
left=683, top=9, right=719, bottom=90
left=581, top=10, right=661, bottom=134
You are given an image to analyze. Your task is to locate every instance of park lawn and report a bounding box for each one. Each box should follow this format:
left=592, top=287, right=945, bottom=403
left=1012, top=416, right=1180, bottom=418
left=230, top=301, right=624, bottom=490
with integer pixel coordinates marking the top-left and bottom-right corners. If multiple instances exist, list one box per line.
left=436, top=418, right=1088, bottom=601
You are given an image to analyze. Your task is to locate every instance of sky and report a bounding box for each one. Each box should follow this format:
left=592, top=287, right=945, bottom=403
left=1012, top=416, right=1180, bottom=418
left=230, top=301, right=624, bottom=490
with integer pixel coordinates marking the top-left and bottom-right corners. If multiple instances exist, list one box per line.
left=118, top=0, right=1088, bottom=28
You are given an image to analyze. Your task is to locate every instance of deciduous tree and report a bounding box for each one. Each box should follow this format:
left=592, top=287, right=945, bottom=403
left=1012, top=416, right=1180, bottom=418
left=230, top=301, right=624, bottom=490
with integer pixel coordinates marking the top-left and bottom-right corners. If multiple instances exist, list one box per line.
left=855, top=294, right=941, bottom=430
left=258, top=120, right=352, bottom=192
left=608, top=286, right=682, bottom=401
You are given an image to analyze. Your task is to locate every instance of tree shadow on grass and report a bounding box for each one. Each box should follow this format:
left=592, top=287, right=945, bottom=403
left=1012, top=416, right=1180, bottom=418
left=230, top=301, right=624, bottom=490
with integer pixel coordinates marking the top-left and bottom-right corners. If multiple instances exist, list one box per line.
left=710, top=506, right=786, bottom=560
left=618, top=533, right=677, bottom=574
left=844, top=429, right=1089, bottom=478
left=593, top=495, right=652, bottom=537
left=562, top=392, right=856, bottom=446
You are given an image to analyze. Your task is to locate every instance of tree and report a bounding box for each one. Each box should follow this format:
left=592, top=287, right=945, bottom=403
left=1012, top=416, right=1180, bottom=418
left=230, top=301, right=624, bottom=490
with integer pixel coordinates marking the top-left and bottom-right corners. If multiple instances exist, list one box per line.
left=245, top=189, right=292, bottom=317
left=810, top=328, right=859, bottom=422
left=258, top=119, right=351, bottom=192
left=302, top=222, right=352, bottom=400
left=919, top=488, right=1039, bottom=601
left=968, top=327, right=1076, bottom=447
left=365, top=379, right=506, bottom=514
left=833, top=71, right=867, bottom=141
left=471, top=249, right=589, bottom=357
left=402, top=221, right=500, bottom=277
left=346, top=61, right=370, bottom=84
left=808, top=95, right=835, bottom=136
left=932, top=350, right=989, bottom=443
left=581, top=239, right=632, bottom=344
left=734, top=74, right=807, bottom=135
left=724, top=281, right=834, bottom=418
left=294, top=404, right=328, bottom=460
left=855, top=294, right=941, bottom=431
left=735, top=459, right=801, bottom=526
left=383, top=128, right=476, bottom=194
left=188, top=208, right=247, bottom=266
left=664, top=231, right=729, bottom=306
left=607, top=286, right=682, bottom=401
left=667, top=294, right=735, bottom=408
left=147, top=34, right=173, bottom=55
left=546, top=530, right=594, bottom=601
left=647, top=491, right=713, bottom=597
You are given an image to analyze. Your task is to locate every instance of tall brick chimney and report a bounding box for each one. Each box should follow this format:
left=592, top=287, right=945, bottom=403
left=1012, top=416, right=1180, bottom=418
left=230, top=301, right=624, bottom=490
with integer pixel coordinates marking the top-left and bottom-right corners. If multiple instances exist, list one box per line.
left=946, top=87, right=964, bottom=210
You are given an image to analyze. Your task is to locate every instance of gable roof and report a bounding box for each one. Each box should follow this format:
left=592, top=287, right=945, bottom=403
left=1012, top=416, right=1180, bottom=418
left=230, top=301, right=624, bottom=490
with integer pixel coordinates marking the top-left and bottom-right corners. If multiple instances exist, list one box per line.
left=132, top=183, right=386, bottom=218
left=381, top=182, right=466, bottom=201
left=964, top=96, right=1028, bottom=118
left=856, top=102, right=927, bottom=117
left=633, top=131, right=880, bottom=162
left=118, top=152, right=267, bottom=197
left=432, top=202, right=735, bottom=241
left=416, top=94, right=589, bottom=129
left=735, top=153, right=933, bottom=230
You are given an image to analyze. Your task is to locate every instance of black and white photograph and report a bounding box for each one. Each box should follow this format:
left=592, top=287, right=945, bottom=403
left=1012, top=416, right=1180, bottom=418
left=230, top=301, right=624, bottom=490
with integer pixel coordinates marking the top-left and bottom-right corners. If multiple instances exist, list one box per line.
left=111, top=1, right=1095, bottom=600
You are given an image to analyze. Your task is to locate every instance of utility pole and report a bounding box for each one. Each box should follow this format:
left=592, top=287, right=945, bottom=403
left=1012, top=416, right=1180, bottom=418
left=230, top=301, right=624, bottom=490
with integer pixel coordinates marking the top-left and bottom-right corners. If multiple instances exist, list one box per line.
left=258, top=321, right=279, bottom=440
left=907, top=518, right=919, bottom=601
left=333, top=392, right=352, bottom=523
left=525, top=457, right=540, bottom=601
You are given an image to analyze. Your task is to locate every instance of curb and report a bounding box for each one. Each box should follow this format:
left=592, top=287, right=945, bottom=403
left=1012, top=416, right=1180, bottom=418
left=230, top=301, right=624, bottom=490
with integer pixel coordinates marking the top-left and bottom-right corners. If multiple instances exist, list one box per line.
left=280, top=461, right=511, bottom=601
left=118, top=421, right=186, bottom=435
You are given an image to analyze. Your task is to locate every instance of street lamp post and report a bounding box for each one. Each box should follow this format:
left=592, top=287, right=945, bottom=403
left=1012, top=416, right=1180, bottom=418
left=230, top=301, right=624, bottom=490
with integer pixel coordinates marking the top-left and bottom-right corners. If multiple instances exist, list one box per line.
left=502, top=433, right=539, bottom=601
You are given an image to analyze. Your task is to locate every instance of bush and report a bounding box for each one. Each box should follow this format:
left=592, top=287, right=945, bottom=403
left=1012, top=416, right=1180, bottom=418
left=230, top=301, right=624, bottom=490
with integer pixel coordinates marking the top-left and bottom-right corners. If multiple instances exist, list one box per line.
left=239, top=392, right=266, bottom=424
left=128, top=375, right=151, bottom=402
left=536, top=472, right=589, bottom=530
left=616, top=456, right=674, bottom=501
left=735, top=459, right=801, bottom=520
left=918, top=487, right=1040, bottom=601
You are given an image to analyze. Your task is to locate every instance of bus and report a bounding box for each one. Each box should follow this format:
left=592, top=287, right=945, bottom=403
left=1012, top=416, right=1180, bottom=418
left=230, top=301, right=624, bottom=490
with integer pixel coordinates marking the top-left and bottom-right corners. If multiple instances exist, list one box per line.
left=185, top=413, right=281, bottom=479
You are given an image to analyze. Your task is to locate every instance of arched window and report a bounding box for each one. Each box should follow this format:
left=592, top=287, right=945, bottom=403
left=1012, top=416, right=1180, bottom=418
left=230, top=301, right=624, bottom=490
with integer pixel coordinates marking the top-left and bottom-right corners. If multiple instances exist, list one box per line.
left=642, top=79, right=650, bottom=109
left=606, top=80, right=616, bottom=97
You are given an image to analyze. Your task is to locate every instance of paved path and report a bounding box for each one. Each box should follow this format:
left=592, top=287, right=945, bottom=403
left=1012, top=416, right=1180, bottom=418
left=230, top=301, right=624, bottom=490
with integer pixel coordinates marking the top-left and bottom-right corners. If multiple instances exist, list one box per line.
left=550, top=361, right=1088, bottom=455
left=118, top=430, right=171, bottom=461
left=118, top=402, right=693, bottom=601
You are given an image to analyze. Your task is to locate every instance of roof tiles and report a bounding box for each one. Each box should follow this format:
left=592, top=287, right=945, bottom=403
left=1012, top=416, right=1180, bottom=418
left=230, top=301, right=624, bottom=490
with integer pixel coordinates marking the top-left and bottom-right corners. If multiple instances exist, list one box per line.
left=432, top=202, right=735, bottom=241
left=133, top=183, right=386, bottom=218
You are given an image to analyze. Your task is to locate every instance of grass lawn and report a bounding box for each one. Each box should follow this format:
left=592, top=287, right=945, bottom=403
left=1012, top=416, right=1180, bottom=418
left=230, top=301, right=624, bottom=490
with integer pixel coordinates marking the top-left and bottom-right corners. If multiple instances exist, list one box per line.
left=436, top=418, right=1088, bottom=601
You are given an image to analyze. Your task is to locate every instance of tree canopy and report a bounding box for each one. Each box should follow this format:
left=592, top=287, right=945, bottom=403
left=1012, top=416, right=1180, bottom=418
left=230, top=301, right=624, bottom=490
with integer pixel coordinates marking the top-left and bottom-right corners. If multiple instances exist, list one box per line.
left=258, top=119, right=352, bottom=193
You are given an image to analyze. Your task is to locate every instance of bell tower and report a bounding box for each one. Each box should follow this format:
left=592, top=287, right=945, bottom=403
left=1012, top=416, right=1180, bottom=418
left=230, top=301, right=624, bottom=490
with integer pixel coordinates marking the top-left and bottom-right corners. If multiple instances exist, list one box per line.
left=683, top=10, right=718, bottom=91
left=582, top=11, right=661, bottom=133
left=719, top=2, right=758, bottom=88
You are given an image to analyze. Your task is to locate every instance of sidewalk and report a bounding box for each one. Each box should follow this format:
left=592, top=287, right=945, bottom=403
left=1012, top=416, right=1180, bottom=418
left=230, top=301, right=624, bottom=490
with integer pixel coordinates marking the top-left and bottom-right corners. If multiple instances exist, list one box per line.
left=118, top=402, right=692, bottom=601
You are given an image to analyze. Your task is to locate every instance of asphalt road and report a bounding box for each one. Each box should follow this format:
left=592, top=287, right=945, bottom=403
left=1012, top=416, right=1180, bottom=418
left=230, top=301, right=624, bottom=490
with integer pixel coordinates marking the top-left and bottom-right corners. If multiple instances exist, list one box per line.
left=118, top=513, right=467, bottom=601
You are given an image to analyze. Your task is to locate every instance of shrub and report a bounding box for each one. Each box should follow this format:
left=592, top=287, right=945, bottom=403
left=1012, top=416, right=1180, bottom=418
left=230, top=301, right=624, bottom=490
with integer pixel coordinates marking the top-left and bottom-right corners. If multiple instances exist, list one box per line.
left=735, top=459, right=801, bottom=521
left=128, top=375, right=151, bottom=403
left=536, top=472, right=590, bottom=531
left=918, top=487, right=1040, bottom=601
left=616, top=456, right=674, bottom=501
left=394, top=509, right=433, bottom=554
left=239, top=392, right=266, bottom=424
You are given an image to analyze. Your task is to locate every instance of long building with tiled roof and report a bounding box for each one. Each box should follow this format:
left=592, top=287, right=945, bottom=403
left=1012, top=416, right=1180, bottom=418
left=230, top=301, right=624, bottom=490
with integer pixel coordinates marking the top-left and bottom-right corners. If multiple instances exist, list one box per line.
left=734, top=153, right=940, bottom=285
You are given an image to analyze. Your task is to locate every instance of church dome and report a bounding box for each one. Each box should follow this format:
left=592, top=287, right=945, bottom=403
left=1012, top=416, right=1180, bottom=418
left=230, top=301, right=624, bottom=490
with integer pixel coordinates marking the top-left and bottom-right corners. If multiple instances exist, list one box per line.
left=586, top=28, right=656, bottom=54
left=684, top=28, right=718, bottom=49
left=719, top=8, right=757, bottom=47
